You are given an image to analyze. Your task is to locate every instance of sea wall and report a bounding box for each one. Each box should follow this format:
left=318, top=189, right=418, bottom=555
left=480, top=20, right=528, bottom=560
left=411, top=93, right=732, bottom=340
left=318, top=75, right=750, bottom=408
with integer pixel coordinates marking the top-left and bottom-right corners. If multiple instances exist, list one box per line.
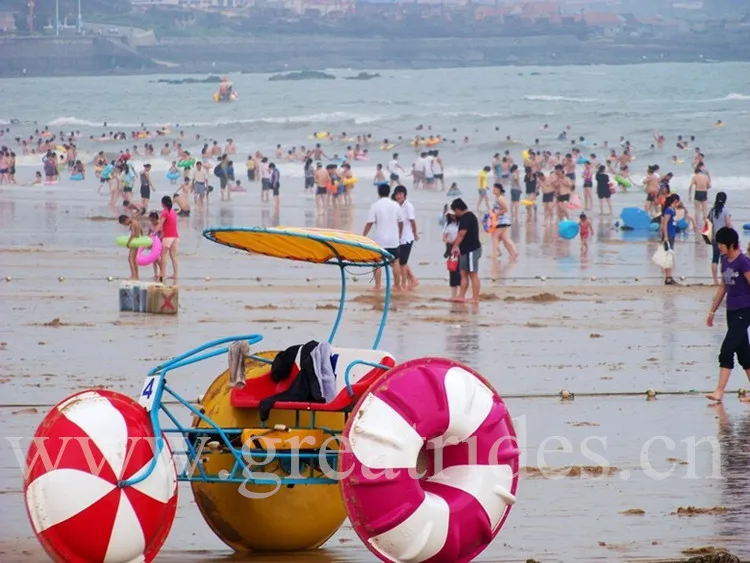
left=0, top=36, right=156, bottom=77
left=140, top=34, right=750, bottom=72
left=1, top=33, right=749, bottom=78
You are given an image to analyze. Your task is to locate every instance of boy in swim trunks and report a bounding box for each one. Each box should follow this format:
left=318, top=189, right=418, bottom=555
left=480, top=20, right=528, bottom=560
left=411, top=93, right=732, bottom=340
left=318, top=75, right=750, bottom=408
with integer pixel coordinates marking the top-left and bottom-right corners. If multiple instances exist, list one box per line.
left=118, top=214, right=142, bottom=281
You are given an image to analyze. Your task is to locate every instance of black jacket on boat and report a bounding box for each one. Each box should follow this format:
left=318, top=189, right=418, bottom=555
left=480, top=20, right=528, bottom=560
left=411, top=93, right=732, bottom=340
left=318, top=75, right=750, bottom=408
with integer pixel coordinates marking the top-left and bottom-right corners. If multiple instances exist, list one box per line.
left=260, top=340, right=323, bottom=421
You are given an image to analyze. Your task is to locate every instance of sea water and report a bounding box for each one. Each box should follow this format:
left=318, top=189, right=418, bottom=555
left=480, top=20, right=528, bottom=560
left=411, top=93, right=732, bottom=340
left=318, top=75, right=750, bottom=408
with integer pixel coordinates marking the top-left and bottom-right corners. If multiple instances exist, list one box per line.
left=1, top=62, right=748, bottom=195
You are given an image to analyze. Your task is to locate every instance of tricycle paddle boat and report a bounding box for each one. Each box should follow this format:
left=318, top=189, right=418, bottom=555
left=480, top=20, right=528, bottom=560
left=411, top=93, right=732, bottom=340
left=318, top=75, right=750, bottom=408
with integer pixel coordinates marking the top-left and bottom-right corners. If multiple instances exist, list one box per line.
left=24, top=226, right=519, bottom=563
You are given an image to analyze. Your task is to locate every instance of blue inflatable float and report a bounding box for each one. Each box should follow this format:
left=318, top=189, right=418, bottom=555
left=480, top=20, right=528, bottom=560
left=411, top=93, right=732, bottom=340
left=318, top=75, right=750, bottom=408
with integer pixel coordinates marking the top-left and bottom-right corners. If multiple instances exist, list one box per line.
left=70, top=173, right=83, bottom=181
left=558, top=220, right=580, bottom=240
left=576, top=157, right=589, bottom=165
left=743, top=224, right=750, bottom=232
left=620, top=207, right=652, bottom=230
left=166, top=171, right=180, bottom=181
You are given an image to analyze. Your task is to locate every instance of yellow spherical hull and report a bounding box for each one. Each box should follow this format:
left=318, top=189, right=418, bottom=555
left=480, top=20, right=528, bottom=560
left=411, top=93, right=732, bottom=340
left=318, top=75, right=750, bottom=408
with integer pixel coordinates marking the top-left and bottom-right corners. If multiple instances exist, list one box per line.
left=191, top=351, right=347, bottom=552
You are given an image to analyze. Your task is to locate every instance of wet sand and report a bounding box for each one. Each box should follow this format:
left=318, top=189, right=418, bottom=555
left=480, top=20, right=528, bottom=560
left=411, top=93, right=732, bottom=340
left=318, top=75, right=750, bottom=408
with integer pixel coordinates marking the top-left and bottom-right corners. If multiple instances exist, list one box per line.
left=1, top=183, right=749, bottom=561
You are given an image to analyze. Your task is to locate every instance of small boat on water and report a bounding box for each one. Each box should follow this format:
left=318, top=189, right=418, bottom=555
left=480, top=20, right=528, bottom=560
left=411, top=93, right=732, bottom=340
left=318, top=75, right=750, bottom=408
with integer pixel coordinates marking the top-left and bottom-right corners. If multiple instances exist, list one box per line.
left=214, top=76, right=238, bottom=102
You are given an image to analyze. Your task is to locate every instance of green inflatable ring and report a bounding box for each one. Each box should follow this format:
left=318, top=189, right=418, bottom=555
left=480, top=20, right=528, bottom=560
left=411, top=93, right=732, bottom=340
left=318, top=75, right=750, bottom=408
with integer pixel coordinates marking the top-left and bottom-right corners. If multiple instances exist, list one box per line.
left=116, top=235, right=153, bottom=248
left=177, top=158, right=195, bottom=169
left=614, top=175, right=632, bottom=188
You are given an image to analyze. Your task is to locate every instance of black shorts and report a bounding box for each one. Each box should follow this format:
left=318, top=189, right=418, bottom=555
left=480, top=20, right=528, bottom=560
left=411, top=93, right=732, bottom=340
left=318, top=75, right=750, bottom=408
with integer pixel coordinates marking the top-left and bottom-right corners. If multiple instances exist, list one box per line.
left=140, top=185, right=151, bottom=200
left=712, top=242, right=721, bottom=264
left=557, top=194, right=570, bottom=203
left=385, top=246, right=400, bottom=260
left=248, top=169, right=256, bottom=181
left=272, top=185, right=280, bottom=196
left=398, top=242, right=413, bottom=265
left=597, top=188, right=611, bottom=200
left=695, top=191, right=708, bottom=202
left=434, top=173, right=444, bottom=180
left=316, top=186, right=327, bottom=196
left=261, top=179, right=270, bottom=191
left=510, top=189, right=522, bottom=202
left=305, top=177, right=314, bottom=188
left=389, top=173, right=399, bottom=181
left=566, top=173, right=575, bottom=181
left=542, top=192, right=554, bottom=203
left=583, top=181, right=593, bottom=188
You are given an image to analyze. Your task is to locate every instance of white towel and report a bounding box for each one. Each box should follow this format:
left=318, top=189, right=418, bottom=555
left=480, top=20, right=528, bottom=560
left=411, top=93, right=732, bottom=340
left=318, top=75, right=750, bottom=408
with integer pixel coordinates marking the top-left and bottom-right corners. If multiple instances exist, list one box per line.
left=311, top=342, right=336, bottom=402
left=228, top=340, right=251, bottom=388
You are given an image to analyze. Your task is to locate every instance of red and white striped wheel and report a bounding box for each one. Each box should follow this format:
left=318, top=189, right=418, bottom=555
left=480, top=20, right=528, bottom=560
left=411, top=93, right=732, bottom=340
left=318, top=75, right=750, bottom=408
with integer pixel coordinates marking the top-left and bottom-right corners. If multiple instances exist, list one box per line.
left=24, top=389, right=178, bottom=563
left=339, top=357, right=519, bottom=563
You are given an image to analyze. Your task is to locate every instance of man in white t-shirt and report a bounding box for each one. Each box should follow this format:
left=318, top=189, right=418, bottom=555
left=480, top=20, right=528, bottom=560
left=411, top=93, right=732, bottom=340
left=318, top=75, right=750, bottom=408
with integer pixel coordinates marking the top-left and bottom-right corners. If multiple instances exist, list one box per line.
left=393, top=185, right=419, bottom=289
left=363, top=183, right=404, bottom=291
left=387, top=153, right=404, bottom=187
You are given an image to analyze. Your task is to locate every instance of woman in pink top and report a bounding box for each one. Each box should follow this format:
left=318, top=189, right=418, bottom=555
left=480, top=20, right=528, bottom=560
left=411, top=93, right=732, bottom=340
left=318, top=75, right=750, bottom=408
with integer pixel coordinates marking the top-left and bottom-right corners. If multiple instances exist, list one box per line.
left=158, top=196, right=179, bottom=284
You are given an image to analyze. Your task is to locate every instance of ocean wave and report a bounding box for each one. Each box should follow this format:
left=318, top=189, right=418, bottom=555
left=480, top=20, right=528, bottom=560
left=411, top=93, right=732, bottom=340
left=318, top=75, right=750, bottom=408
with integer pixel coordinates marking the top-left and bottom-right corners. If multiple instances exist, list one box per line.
left=694, top=93, right=750, bottom=103
left=721, top=93, right=750, bottom=101
left=41, top=112, right=388, bottom=131
left=524, top=95, right=601, bottom=103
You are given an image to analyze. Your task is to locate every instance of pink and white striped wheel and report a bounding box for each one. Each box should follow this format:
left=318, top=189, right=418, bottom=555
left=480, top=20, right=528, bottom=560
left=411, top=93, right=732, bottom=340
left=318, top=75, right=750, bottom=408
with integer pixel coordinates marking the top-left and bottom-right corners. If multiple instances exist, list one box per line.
left=339, top=357, right=519, bottom=563
left=24, top=389, right=178, bottom=563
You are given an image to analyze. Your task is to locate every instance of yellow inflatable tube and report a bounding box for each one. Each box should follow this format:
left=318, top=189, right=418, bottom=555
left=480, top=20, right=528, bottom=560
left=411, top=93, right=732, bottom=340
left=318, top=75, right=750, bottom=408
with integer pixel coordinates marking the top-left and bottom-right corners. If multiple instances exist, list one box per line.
left=381, top=144, right=395, bottom=151
left=343, top=177, right=357, bottom=187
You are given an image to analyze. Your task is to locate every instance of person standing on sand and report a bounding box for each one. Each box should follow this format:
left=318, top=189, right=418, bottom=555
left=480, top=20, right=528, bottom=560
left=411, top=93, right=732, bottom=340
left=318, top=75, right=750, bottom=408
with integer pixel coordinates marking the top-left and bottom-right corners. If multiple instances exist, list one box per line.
left=139, top=163, right=154, bottom=211
left=268, top=162, right=281, bottom=216
left=387, top=153, right=404, bottom=187
left=688, top=166, right=711, bottom=231
left=706, top=227, right=750, bottom=403
left=118, top=214, right=142, bottom=281
left=490, top=184, right=518, bottom=261
left=392, top=185, right=419, bottom=290
left=442, top=206, right=461, bottom=300
left=450, top=198, right=482, bottom=303
left=595, top=165, right=612, bottom=215
left=314, top=162, right=329, bottom=213
left=660, top=193, right=680, bottom=286
left=708, top=192, right=732, bottom=285
left=363, top=184, right=403, bottom=291
left=191, top=161, right=209, bottom=210
left=157, top=196, right=179, bottom=284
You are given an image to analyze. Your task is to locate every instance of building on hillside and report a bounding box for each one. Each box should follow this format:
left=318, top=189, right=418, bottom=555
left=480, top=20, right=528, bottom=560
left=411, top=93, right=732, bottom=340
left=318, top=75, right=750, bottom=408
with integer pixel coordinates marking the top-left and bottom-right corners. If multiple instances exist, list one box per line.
left=580, top=11, right=624, bottom=36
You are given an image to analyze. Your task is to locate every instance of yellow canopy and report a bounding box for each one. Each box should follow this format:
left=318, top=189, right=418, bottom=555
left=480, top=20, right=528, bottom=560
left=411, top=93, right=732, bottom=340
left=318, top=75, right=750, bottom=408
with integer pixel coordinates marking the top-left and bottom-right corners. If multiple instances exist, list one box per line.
left=203, top=226, right=393, bottom=266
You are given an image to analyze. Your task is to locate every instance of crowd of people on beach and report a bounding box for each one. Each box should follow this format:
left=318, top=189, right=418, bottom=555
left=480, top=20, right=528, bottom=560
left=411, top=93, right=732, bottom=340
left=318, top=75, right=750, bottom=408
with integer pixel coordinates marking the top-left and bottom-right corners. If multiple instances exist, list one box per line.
left=0, top=119, right=729, bottom=295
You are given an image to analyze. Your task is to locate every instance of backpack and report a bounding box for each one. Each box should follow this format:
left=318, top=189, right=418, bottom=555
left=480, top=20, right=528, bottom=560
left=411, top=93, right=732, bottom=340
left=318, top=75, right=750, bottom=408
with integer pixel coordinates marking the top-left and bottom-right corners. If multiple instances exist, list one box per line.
left=214, top=166, right=224, bottom=177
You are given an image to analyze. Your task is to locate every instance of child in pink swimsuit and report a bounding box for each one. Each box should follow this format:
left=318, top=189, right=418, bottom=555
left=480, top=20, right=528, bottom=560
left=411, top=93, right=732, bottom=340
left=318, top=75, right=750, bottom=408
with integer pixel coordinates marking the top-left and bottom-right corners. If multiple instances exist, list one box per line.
left=579, top=212, right=594, bottom=255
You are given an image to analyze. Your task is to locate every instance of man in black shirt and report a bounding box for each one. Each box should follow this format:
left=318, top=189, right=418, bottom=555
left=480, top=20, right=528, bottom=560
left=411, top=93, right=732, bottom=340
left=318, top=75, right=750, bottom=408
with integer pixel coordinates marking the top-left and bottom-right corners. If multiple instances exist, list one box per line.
left=450, top=198, right=482, bottom=303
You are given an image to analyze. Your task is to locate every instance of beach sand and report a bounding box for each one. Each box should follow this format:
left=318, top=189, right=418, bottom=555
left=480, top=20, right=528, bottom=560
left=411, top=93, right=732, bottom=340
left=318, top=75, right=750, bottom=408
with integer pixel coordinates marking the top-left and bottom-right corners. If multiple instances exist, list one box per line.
left=1, top=179, right=748, bottom=561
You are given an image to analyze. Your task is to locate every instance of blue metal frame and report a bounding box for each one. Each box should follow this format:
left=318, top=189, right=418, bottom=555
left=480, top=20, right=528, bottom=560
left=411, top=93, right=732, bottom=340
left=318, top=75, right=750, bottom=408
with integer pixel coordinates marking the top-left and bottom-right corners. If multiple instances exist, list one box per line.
left=119, top=227, right=396, bottom=489
left=121, top=334, right=391, bottom=488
